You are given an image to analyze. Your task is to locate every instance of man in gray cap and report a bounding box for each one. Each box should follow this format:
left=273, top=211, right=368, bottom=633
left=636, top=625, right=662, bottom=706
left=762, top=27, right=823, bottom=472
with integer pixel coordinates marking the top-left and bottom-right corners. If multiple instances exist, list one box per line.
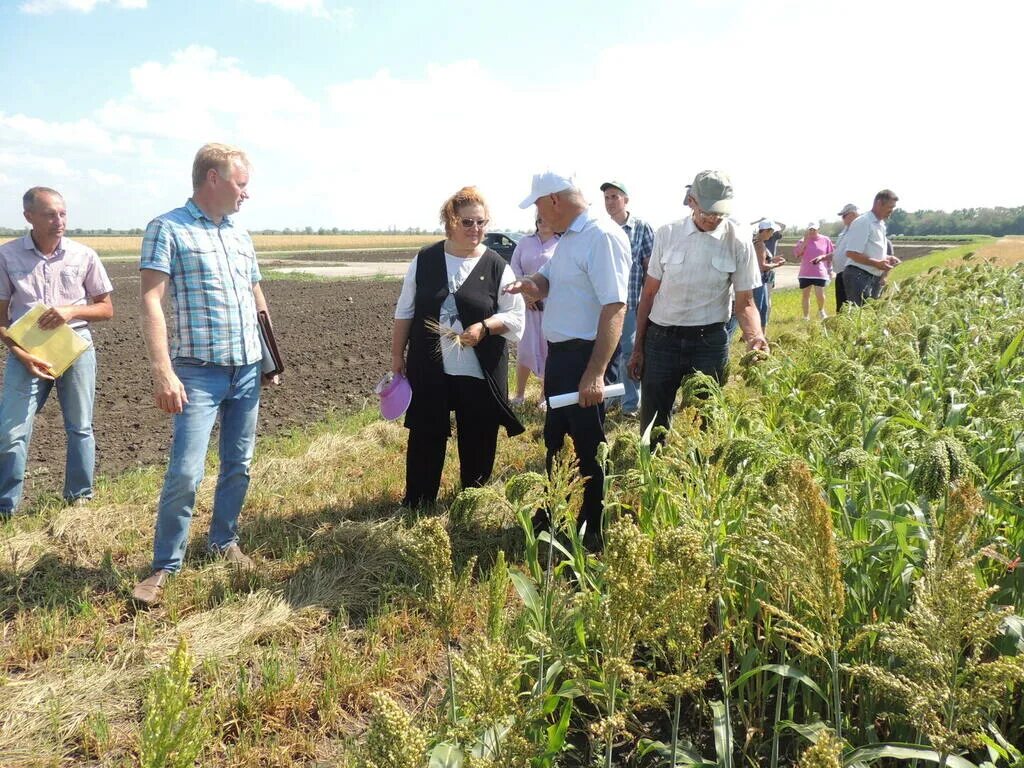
left=842, top=190, right=900, bottom=306
left=506, top=172, right=631, bottom=551
left=831, top=203, right=859, bottom=312
left=627, top=171, right=767, bottom=445
left=600, top=180, right=654, bottom=417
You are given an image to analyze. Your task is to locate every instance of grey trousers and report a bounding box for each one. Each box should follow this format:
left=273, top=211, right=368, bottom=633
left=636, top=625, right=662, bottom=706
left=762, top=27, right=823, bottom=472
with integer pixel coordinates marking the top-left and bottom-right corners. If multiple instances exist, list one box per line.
left=842, top=266, right=884, bottom=306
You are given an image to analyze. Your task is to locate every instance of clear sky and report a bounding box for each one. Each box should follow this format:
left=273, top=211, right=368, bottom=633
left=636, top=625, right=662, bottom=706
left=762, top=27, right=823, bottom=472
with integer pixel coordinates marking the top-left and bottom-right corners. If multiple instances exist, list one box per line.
left=1, top=0, right=1021, bottom=233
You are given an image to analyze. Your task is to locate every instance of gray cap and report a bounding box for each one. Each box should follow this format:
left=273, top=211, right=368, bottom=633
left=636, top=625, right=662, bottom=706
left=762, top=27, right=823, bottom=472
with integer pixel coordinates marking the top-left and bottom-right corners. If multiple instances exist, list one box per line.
left=837, top=203, right=859, bottom=216
left=688, top=170, right=733, bottom=215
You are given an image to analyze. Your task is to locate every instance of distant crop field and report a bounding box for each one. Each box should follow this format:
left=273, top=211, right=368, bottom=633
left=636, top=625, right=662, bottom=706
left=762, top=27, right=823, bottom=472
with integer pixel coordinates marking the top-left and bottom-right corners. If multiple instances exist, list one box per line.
left=0, top=233, right=438, bottom=256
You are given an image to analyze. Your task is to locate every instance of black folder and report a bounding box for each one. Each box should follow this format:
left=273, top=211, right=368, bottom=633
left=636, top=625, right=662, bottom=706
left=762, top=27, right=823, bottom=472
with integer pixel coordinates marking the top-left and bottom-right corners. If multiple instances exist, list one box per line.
left=257, top=310, right=284, bottom=377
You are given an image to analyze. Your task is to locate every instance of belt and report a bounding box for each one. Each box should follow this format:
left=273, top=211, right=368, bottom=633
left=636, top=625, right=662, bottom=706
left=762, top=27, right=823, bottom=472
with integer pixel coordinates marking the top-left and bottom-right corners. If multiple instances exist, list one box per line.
left=848, top=264, right=881, bottom=277
left=650, top=321, right=725, bottom=340
left=548, top=338, right=595, bottom=350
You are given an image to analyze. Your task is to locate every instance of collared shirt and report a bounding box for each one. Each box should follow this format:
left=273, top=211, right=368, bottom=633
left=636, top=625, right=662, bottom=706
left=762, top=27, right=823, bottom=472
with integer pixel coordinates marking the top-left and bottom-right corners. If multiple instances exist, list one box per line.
left=832, top=225, right=851, bottom=273
left=844, top=211, right=887, bottom=277
left=647, top=216, right=761, bottom=327
left=0, top=235, right=113, bottom=329
left=140, top=199, right=262, bottom=366
left=538, top=209, right=630, bottom=343
left=621, top=213, right=655, bottom=310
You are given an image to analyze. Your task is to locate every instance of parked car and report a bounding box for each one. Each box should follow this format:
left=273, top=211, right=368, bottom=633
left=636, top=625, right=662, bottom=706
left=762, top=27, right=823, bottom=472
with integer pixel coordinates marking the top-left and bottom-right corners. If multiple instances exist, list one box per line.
left=483, top=231, right=521, bottom=263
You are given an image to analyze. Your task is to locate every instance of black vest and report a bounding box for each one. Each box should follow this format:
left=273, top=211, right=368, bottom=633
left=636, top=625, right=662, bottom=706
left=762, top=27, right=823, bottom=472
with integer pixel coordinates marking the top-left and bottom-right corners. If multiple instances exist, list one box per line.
left=405, top=241, right=524, bottom=437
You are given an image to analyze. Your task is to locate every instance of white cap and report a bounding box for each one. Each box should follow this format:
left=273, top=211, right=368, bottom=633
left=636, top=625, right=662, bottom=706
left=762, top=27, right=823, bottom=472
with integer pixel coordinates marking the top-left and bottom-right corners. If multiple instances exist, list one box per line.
left=757, top=219, right=776, bottom=231
left=806, top=221, right=819, bottom=230
left=519, top=171, right=575, bottom=209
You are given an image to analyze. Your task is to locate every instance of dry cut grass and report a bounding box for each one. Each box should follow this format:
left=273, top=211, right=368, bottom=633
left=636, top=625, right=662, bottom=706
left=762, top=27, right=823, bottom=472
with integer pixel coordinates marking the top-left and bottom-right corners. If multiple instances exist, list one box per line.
left=973, top=235, right=1024, bottom=267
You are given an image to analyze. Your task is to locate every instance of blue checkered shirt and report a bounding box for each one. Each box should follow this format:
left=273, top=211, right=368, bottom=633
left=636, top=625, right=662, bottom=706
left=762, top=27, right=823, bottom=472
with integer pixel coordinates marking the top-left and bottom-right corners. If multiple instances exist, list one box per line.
left=140, top=200, right=263, bottom=366
left=622, top=214, right=655, bottom=310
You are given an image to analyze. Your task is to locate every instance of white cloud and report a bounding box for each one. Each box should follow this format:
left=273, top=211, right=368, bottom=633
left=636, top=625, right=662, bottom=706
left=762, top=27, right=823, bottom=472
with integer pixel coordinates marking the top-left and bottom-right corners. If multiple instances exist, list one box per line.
left=96, top=45, right=320, bottom=147
left=3, top=0, right=1024, bottom=230
left=88, top=169, right=125, bottom=186
left=0, top=151, right=77, bottom=178
left=19, top=0, right=146, bottom=14
left=250, top=0, right=353, bottom=23
left=0, top=113, right=144, bottom=156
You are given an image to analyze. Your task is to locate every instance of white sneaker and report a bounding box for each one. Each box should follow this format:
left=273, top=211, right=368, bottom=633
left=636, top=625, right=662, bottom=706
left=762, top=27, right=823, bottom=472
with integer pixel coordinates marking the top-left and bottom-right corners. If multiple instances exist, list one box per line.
left=819, top=310, right=828, bottom=319
left=510, top=396, right=525, bottom=406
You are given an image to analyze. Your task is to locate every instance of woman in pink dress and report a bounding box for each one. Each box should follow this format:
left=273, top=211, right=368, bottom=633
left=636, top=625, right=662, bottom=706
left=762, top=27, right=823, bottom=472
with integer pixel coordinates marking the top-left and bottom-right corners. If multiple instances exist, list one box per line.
left=510, top=217, right=558, bottom=406
left=793, top=223, right=834, bottom=321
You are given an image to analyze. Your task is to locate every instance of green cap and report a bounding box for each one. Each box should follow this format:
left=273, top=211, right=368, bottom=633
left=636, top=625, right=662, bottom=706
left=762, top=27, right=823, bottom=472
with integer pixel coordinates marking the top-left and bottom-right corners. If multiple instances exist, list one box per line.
left=688, top=170, right=733, bottom=215
left=600, top=180, right=628, bottom=196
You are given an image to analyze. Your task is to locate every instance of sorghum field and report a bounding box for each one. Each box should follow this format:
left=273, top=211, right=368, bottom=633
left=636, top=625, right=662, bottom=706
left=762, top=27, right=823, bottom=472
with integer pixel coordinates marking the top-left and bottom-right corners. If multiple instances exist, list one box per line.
left=1, top=244, right=1023, bottom=767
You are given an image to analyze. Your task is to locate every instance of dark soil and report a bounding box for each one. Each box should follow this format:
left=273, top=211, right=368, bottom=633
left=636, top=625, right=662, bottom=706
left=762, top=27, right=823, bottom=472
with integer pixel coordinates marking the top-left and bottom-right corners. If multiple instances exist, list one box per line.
left=0, top=261, right=401, bottom=509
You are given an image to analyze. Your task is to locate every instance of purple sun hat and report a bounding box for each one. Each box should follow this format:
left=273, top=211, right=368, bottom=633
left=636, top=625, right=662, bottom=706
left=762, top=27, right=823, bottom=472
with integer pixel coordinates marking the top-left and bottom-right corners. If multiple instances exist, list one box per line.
left=376, top=373, right=412, bottom=421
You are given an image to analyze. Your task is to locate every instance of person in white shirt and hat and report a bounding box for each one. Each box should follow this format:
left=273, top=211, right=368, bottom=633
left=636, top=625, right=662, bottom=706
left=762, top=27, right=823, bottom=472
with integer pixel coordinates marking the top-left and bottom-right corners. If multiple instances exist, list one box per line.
left=831, top=203, right=860, bottom=312
left=504, top=172, right=631, bottom=552
left=628, top=171, right=768, bottom=446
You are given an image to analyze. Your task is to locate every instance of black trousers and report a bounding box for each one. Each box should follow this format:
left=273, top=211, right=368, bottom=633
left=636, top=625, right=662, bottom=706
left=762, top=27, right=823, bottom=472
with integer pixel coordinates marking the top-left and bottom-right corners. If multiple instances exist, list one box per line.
left=835, top=269, right=848, bottom=312
left=542, top=339, right=615, bottom=547
left=403, top=374, right=499, bottom=507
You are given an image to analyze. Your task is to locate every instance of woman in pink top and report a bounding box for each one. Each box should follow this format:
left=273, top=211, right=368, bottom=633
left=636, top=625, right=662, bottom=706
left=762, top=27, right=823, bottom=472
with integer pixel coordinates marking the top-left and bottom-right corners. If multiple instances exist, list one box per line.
left=793, top=223, right=834, bottom=320
left=510, top=216, right=558, bottom=406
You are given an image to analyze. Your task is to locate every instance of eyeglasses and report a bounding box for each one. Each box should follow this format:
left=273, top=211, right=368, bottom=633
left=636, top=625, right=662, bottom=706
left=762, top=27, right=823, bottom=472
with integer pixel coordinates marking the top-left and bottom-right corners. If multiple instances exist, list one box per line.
left=696, top=207, right=726, bottom=222
left=459, top=217, right=489, bottom=229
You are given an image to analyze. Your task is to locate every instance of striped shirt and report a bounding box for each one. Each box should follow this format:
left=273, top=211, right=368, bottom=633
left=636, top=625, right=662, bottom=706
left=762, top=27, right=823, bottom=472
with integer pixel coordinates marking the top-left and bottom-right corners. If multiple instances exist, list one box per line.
left=140, top=200, right=262, bottom=366
left=622, top=213, right=655, bottom=310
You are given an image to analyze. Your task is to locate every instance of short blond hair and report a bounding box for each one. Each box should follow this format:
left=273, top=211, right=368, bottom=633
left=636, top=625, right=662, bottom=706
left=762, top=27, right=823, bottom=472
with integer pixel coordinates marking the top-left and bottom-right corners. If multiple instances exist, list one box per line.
left=439, top=186, right=490, bottom=237
left=192, top=143, right=250, bottom=190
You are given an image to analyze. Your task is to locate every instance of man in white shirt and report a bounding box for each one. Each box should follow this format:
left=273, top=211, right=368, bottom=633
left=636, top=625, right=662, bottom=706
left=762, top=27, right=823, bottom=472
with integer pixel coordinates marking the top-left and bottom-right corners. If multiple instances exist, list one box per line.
left=506, top=172, right=631, bottom=551
left=831, top=203, right=860, bottom=312
left=842, top=190, right=900, bottom=306
left=628, top=171, right=768, bottom=444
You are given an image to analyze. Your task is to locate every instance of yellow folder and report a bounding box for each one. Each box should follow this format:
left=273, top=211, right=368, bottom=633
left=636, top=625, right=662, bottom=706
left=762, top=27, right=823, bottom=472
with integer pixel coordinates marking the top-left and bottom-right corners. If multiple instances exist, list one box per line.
left=5, top=304, right=91, bottom=377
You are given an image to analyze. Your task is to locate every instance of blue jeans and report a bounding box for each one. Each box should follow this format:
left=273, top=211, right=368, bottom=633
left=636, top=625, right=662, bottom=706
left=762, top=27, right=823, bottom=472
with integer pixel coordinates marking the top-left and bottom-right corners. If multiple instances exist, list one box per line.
left=0, top=333, right=96, bottom=515
left=152, top=359, right=261, bottom=572
left=752, top=270, right=774, bottom=329
left=610, top=307, right=641, bottom=413
left=639, top=323, right=729, bottom=444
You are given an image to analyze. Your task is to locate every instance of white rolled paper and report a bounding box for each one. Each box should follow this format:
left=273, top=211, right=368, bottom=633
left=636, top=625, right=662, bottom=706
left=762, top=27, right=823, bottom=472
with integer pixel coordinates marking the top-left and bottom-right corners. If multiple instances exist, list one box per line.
left=548, top=382, right=626, bottom=409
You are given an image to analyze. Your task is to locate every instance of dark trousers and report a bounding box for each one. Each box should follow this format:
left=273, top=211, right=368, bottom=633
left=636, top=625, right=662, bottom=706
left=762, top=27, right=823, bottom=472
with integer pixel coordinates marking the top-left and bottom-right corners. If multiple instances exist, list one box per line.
left=403, top=374, right=499, bottom=507
left=640, top=322, right=729, bottom=444
left=835, top=269, right=848, bottom=312
left=542, top=339, right=613, bottom=547
left=842, top=265, right=883, bottom=306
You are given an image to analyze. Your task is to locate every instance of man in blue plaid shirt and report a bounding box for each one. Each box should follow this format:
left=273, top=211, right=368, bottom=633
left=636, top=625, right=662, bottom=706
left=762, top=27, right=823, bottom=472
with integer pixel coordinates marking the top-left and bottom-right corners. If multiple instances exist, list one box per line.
left=133, top=143, right=279, bottom=606
left=601, top=181, right=654, bottom=416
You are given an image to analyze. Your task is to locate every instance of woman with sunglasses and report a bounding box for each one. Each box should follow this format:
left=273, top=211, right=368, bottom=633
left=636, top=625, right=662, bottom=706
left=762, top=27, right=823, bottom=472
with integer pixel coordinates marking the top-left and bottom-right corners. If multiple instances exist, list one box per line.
left=509, top=215, right=558, bottom=408
left=390, top=186, right=526, bottom=508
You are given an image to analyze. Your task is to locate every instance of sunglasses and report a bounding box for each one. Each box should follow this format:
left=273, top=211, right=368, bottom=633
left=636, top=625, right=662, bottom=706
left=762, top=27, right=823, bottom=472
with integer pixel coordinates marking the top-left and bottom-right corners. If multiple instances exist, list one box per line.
left=459, top=217, right=489, bottom=229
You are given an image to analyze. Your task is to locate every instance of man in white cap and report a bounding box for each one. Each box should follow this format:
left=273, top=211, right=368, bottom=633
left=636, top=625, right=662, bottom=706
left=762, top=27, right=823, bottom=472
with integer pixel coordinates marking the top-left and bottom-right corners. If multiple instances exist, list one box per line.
left=842, top=189, right=900, bottom=306
left=831, top=203, right=859, bottom=312
left=627, top=171, right=767, bottom=445
left=505, top=172, right=631, bottom=551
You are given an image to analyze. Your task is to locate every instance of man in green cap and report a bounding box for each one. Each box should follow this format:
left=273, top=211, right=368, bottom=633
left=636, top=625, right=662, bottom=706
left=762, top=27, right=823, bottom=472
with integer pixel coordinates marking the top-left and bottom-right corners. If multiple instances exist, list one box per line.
left=627, top=170, right=768, bottom=445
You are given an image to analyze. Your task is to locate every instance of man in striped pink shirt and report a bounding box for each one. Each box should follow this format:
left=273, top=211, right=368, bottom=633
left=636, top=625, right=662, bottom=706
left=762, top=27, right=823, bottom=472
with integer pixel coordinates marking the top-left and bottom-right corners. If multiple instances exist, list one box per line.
left=0, top=187, right=114, bottom=518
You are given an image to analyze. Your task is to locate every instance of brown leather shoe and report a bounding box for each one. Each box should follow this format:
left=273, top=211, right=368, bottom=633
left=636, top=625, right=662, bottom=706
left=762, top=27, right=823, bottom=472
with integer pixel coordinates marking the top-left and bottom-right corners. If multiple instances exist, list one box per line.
left=132, top=569, right=170, bottom=606
left=220, top=542, right=254, bottom=569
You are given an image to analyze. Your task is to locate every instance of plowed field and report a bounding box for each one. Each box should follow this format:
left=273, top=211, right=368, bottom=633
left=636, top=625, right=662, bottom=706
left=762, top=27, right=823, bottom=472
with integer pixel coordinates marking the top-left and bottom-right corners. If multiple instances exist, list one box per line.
left=1, top=260, right=404, bottom=508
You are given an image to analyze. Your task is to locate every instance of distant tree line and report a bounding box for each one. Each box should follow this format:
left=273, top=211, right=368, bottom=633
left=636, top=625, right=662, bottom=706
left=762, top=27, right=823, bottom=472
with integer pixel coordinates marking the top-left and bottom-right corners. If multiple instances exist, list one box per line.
left=798, top=205, right=1023, bottom=239
left=886, top=207, right=1024, bottom=236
